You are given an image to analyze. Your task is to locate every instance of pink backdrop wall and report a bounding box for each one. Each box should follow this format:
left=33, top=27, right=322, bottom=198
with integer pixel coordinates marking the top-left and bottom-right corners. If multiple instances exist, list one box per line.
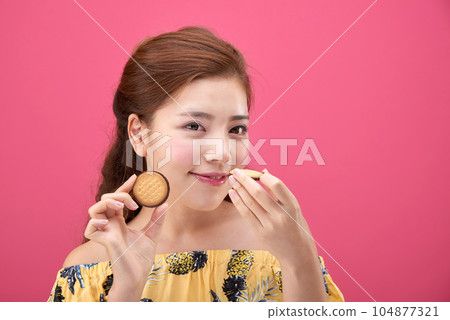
left=1, top=0, right=449, bottom=302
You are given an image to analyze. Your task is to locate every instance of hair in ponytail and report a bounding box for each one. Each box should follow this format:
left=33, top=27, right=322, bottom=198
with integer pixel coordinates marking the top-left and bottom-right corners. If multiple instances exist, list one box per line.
left=82, top=26, right=254, bottom=244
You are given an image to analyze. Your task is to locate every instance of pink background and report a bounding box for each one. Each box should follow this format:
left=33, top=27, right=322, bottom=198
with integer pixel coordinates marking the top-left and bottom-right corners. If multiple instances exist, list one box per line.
left=1, top=0, right=449, bottom=302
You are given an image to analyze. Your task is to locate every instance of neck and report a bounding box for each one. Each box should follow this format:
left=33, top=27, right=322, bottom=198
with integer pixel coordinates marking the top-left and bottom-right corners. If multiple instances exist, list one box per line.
left=129, top=199, right=235, bottom=240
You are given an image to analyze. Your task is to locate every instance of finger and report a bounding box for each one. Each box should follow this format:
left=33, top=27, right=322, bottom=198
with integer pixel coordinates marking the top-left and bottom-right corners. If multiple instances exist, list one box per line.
left=142, top=203, right=169, bottom=241
left=229, top=175, right=271, bottom=226
left=88, top=198, right=124, bottom=220
left=228, top=189, right=263, bottom=231
left=115, top=174, right=138, bottom=193
left=231, top=169, right=280, bottom=214
left=101, top=192, right=139, bottom=210
left=258, top=168, right=295, bottom=205
left=84, top=219, right=108, bottom=243
left=260, top=176, right=281, bottom=202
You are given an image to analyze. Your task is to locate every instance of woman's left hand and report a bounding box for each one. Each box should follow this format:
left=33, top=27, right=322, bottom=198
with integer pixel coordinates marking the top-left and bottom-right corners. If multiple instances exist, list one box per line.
left=228, top=168, right=318, bottom=265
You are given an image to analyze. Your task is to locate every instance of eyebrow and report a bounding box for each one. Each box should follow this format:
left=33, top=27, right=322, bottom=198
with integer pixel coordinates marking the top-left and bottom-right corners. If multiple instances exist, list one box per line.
left=177, top=111, right=249, bottom=121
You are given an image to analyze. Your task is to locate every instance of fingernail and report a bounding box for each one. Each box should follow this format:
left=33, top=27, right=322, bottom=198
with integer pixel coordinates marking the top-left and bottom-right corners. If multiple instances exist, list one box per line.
left=229, top=175, right=237, bottom=186
left=234, top=168, right=242, bottom=177
left=228, top=189, right=238, bottom=201
left=129, top=201, right=139, bottom=209
left=113, top=200, right=124, bottom=208
left=93, top=219, right=108, bottom=227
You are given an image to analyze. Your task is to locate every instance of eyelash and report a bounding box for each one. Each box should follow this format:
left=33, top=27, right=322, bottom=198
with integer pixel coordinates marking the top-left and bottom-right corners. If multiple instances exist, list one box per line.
left=184, top=122, right=248, bottom=135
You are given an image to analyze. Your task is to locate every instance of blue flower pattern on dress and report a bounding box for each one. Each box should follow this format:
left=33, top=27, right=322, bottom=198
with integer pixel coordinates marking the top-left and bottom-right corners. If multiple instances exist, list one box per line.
left=319, top=257, right=331, bottom=296
left=59, top=263, right=99, bottom=295
left=48, top=252, right=344, bottom=302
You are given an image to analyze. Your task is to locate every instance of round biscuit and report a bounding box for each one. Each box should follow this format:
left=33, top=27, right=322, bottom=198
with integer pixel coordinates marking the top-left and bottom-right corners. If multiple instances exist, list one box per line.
left=132, top=171, right=170, bottom=207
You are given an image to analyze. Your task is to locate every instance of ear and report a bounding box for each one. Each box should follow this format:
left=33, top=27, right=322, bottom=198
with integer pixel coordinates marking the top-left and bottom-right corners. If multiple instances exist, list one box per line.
left=128, top=114, right=150, bottom=157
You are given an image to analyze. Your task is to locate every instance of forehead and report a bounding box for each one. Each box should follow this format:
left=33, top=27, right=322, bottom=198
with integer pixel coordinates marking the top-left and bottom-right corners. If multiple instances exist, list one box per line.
left=158, top=77, right=249, bottom=117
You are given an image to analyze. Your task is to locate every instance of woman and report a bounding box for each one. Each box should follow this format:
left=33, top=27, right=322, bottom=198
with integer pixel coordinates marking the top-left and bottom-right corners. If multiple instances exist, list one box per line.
left=47, top=26, right=344, bottom=302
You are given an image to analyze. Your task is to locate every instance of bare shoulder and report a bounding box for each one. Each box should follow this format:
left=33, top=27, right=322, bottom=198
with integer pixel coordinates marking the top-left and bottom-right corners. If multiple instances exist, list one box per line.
left=62, top=241, right=110, bottom=268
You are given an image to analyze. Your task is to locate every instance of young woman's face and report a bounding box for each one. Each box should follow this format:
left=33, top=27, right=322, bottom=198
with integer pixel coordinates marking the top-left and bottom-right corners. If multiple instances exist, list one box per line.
left=145, top=76, right=250, bottom=211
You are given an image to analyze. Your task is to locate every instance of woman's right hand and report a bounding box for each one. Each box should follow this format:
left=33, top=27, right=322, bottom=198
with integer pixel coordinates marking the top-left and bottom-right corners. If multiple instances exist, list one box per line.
left=84, top=174, right=168, bottom=288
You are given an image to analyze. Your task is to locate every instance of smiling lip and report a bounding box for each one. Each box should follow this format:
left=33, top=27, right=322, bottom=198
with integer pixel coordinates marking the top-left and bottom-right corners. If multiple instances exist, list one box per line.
left=189, top=172, right=228, bottom=186
left=191, top=172, right=228, bottom=177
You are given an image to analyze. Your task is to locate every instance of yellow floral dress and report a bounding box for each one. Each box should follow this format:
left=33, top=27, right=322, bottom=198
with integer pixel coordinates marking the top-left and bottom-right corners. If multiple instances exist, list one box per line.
left=47, top=249, right=344, bottom=302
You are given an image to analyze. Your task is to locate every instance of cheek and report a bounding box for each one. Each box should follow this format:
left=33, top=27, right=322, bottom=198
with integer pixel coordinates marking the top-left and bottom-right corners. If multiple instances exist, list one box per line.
left=149, top=137, right=193, bottom=172
left=167, top=138, right=193, bottom=168
left=235, top=140, right=250, bottom=165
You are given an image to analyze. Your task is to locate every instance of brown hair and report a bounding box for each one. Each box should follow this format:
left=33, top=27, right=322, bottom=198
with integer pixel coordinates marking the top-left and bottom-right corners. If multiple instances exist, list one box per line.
left=81, top=26, right=254, bottom=244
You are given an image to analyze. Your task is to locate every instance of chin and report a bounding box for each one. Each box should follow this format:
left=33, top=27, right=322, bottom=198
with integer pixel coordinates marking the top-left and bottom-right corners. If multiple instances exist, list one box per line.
left=187, top=194, right=227, bottom=211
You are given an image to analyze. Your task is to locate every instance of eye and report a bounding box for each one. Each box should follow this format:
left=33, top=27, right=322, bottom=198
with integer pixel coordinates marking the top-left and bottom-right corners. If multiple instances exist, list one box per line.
left=184, top=122, right=205, bottom=131
left=230, top=125, right=248, bottom=135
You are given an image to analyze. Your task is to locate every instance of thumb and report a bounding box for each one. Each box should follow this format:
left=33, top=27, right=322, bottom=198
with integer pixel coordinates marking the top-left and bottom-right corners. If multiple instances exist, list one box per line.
left=141, top=202, right=169, bottom=241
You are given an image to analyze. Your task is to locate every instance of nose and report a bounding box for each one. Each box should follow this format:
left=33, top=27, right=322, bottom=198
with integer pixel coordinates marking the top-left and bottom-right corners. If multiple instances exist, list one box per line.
left=203, top=137, right=232, bottom=164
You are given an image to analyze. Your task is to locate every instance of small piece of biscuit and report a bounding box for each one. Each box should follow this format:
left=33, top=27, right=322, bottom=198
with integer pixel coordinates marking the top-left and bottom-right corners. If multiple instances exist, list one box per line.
left=132, top=171, right=170, bottom=207
left=229, top=169, right=263, bottom=180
